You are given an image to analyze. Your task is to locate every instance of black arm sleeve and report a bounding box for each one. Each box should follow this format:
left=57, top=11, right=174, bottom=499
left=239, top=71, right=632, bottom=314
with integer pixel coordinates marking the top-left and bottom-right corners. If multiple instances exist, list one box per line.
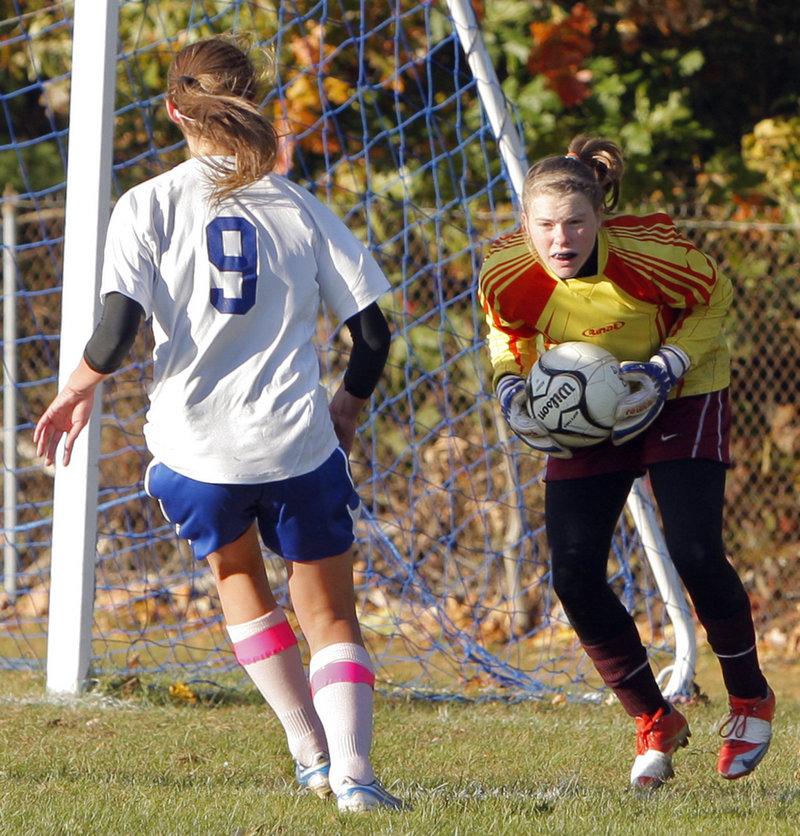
left=83, top=292, right=145, bottom=374
left=342, top=302, right=391, bottom=399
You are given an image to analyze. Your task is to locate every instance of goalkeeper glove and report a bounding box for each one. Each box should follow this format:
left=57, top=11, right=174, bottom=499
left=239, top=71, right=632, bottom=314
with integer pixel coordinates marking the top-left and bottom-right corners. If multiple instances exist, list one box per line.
left=612, top=345, right=690, bottom=445
left=496, top=374, right=572, bottom=458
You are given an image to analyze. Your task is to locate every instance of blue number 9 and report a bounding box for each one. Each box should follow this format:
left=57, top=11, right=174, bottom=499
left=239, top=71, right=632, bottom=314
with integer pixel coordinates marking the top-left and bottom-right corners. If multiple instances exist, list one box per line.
left=206, top=217, right=258, bottom=314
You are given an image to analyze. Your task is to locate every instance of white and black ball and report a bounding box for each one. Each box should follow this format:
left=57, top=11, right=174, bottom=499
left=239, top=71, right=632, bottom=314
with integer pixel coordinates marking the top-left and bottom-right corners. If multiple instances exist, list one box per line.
left=526, top=342, right=629, bottom=448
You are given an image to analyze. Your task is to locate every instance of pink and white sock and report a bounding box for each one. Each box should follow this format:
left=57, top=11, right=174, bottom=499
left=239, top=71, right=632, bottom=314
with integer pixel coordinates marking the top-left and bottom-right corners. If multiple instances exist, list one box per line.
left=309, top=642, right=376, bottom=792
left=227, top=610, right=327, bottom=768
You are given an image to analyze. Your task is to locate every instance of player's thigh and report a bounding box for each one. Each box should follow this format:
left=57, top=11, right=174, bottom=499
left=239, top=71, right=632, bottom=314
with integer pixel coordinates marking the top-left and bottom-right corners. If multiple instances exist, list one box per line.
left=206, top=523, right=279, bottom=621
left=287, top=550, right=362, bottom=652
left=545, top=470, right=634, bottom=562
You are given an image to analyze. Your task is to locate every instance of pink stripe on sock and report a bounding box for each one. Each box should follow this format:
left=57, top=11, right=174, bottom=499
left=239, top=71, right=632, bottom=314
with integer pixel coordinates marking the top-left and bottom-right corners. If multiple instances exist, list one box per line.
left=232, top=620, right=297, bottom=666
left=310, top=660, right=375, bottom=697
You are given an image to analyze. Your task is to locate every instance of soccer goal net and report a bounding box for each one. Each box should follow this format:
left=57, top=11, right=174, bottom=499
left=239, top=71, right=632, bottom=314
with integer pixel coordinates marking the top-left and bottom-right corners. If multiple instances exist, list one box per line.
left=1, top=0, right=692, bottom=701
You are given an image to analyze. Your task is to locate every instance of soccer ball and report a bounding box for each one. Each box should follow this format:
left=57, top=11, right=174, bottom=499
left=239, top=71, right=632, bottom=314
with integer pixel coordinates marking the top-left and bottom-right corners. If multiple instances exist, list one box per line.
left=525, top=342, right=629, bottom=448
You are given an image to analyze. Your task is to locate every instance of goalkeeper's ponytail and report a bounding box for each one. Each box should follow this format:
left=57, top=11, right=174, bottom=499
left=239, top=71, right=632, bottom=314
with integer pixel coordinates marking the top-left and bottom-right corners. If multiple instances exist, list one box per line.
left=522, top=135, right=625, bottom=214
left=565, top=136, right=624, bottom=211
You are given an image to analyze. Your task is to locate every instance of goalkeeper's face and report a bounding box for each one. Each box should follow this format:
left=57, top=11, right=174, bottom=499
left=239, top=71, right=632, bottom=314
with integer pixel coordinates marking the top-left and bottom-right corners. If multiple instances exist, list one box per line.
left=522, top=193, right=601, bottom=280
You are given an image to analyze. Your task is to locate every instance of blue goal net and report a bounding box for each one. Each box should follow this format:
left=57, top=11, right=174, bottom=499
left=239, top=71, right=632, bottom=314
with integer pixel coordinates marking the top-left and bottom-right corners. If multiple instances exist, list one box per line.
left=0, top=0, right=685, bottom=701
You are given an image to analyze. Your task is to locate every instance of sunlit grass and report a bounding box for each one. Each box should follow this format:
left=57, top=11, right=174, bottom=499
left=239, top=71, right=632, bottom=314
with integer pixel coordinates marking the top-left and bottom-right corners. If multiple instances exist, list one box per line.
left=1, top=655, right=799, bottom=836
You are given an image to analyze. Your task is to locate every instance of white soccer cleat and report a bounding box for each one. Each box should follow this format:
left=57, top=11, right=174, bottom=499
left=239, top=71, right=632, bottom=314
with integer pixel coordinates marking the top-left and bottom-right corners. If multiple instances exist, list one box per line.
left=295, top=752, right=332, bottom=799
left=717, top=686, right=775, bottom=779
left=336, top=777, right=406, bottom=812
left=630, top=705, right=690, bottom=790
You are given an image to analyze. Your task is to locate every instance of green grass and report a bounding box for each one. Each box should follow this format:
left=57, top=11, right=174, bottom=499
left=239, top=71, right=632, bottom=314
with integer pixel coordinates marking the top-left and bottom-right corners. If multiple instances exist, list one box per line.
left=0, top=661, right=799, bottom=836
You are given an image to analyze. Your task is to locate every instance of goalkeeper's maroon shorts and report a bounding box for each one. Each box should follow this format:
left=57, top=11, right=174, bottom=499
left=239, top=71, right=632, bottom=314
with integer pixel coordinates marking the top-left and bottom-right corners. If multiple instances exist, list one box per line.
left=545, top=388, right=731, bottom=482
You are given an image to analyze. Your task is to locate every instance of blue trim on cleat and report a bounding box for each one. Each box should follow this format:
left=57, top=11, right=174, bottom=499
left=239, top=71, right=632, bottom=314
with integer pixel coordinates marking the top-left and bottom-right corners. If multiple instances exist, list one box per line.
left=717, top=686, right=775, bottom=779
left=295, top=752, right=332, bottom=799
left=336, top=777, right=406, bottom=812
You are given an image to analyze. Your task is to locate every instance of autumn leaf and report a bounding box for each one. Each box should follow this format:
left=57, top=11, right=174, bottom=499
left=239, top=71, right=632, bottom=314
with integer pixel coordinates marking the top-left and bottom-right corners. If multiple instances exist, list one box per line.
left=527, top=3, right=597, bottom=107
left=168, top=682, right=198, bottom=703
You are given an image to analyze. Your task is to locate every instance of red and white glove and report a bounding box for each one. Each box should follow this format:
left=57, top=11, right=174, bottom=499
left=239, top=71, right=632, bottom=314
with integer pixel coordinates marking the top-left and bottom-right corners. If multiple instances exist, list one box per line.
left=496, top=375, right=572, bottom=458
left=612, top=345, right=690, bottom=445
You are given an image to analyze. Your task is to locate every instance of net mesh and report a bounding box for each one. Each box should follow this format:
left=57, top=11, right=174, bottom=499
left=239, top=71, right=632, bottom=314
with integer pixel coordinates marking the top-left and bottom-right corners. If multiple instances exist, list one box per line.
left=2, top=0, right=696, bottom=700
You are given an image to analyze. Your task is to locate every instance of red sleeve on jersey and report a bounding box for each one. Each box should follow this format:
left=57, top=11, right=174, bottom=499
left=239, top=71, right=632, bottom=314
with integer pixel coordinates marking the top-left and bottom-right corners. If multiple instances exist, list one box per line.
left=479, top=229, right=558, bottom=333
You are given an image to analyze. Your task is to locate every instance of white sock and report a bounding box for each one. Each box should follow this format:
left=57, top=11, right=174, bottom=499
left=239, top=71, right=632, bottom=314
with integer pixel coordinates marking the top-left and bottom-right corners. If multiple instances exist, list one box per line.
left=227, top=610, right=327, bottom=768
left=309, top=642, right=376, bottom=792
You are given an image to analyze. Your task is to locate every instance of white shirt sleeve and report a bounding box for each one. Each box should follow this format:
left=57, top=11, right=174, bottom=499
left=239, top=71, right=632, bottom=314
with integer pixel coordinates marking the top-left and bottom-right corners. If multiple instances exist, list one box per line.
left=100, top=188, right=157, bottom=318
left=289, top=183, right=391, bottom=321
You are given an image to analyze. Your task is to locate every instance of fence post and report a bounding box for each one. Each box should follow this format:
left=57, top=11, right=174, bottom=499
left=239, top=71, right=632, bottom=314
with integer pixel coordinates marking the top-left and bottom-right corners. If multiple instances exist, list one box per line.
left=2, top=188, right=19, bottom=599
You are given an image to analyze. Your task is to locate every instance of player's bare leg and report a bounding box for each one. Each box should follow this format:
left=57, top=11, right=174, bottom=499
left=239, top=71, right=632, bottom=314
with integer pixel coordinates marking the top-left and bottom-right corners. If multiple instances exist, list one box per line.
left=207, top=524, right=331, bottom=797
left=289, top=550, right=404, bottom=811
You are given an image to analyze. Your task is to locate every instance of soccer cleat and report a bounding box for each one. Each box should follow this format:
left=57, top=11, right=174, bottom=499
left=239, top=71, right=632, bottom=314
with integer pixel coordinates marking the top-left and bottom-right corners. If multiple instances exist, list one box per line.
left=630, top=705, right=691, bottom=790
left=336, top=776, right=405, bottom=812
left=717, top=686, right=775, bottom=779
left=295, top=752, right=332, bottom=799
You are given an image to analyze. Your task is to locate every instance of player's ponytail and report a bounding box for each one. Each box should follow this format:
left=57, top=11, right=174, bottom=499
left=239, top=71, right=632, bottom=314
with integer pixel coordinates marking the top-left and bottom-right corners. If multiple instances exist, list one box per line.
left=565, top=136, right=624, bottom=211
left=522, top=135, right=625, bottom=215
left=167, top=38, right=278, bottom=202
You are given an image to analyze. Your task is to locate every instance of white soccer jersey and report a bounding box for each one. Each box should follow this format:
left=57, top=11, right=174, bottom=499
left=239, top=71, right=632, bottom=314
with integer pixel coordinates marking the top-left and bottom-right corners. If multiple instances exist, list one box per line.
left=100, top=157, right=390, bottom=483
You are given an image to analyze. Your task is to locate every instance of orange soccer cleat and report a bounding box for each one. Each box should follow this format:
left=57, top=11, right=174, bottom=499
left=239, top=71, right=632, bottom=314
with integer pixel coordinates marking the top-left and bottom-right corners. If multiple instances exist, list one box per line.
left=630, top=705, right=691, bottom=789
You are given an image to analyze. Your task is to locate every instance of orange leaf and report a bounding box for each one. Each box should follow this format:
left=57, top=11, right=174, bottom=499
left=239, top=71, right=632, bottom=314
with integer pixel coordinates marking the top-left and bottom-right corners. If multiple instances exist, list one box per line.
left=527, top=3, right=597, bottom=107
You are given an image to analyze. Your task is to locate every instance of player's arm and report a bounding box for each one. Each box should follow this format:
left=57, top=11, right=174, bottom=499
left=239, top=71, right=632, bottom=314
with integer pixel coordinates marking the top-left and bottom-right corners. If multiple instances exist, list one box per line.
left=84, top=292, right=145, bottom=373
left=663, top=265, right=733, bottom=370
left=34, top=293, right=145, bottom=466
left=613, top=243, right=731, bottom=445
left=329, top=302, right=391, bottom=455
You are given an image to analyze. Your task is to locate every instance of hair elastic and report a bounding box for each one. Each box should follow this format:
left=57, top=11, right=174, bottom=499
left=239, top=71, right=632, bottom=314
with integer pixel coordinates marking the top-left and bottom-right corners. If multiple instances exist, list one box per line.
left=565, top=151, right=581, bottom=160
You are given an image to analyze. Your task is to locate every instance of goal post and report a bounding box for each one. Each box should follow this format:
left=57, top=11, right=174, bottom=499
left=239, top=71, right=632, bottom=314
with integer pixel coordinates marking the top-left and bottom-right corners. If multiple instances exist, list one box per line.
left=45, top=0, right=117, bottom=695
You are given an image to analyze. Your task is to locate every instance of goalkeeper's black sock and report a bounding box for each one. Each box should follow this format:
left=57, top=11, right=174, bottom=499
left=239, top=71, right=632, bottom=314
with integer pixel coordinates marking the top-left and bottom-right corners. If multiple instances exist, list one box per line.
left=701, top=606, right=768, bottom=700
left=582, top=624, right=665, bottom=717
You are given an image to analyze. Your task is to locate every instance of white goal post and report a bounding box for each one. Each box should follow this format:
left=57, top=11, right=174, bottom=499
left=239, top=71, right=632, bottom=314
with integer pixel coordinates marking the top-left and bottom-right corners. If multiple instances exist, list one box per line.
left=45, top=0, right=117, bottom=695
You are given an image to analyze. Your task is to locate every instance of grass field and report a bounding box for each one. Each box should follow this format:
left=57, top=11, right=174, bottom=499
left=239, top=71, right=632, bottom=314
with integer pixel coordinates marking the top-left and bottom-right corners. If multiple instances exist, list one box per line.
left=0, top=648, right=798, bottom=836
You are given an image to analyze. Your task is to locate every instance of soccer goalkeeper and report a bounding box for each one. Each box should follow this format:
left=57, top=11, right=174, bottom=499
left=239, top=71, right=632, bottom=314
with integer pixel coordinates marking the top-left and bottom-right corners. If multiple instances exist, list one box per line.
left=478, top=135, right=773, bottom=789
left=35, top=37, right=402, bottom=813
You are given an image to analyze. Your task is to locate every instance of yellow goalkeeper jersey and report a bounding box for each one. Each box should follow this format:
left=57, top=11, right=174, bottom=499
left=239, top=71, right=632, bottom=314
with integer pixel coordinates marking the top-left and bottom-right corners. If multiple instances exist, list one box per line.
left=478, top=212, right=731, bottom=397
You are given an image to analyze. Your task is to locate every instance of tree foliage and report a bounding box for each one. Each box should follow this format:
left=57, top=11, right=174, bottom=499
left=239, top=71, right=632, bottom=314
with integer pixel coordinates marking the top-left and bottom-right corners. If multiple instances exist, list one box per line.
left=2, top=1, right=800, bottom=214
left=475, top=0, right=800, bottom=212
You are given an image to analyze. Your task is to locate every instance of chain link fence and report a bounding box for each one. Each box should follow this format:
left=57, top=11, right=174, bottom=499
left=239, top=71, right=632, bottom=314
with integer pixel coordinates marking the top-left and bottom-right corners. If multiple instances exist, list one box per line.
left=2, top=198, right=798, bottom=673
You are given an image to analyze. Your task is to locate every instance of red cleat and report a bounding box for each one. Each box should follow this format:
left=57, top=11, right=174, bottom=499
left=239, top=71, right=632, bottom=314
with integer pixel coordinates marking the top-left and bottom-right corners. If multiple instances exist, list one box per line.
left=717, top=686, right=775, bottom=779
left=630, top=705, right=691, bottom=789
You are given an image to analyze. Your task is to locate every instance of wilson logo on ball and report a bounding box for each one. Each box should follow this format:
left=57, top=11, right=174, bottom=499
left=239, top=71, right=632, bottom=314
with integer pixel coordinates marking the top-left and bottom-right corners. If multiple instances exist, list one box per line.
left=533, top=380, right=578, bottom=422
left=525, top=342, right=629, bottom=449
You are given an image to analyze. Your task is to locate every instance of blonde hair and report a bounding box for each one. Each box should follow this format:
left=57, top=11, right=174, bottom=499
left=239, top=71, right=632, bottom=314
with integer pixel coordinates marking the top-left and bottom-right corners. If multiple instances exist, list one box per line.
left=167, top=37, right=277, bottom=202
left=522, top=135, right=625, bottom=214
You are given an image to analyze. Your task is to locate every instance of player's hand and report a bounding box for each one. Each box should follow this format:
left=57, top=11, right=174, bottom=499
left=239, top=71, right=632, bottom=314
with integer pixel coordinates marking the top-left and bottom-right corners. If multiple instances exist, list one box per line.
left=33, top=358, right=108, bottom=467
left=612, top=345, right=689, bottom=445
left=34, top=385, right=97, bottom=467
left=328, top=385, right=366, bottom=456
left=496, top=375, right=572, bottom=458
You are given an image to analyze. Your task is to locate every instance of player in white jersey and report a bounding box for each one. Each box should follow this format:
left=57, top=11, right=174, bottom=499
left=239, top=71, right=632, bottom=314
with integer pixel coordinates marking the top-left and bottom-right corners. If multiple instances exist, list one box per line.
left=35, top=37, right=403, bottom=813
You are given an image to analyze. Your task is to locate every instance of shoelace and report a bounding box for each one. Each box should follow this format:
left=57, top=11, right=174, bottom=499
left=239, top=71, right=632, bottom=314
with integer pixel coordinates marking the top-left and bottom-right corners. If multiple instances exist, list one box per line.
left=719, top=700, right=758, bottom=740
left=635, top=708, right=664, bottom=754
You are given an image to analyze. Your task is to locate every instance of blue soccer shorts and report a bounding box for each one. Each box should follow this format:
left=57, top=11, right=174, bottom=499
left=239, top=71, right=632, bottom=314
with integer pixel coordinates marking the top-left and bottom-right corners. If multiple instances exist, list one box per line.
left=144, top=446, right=361, bottom=561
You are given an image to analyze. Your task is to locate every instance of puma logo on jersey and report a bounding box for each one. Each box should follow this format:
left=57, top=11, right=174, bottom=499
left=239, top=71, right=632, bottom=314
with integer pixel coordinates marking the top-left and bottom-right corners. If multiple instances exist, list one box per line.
left=582, top=321, right=624, bottom=337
